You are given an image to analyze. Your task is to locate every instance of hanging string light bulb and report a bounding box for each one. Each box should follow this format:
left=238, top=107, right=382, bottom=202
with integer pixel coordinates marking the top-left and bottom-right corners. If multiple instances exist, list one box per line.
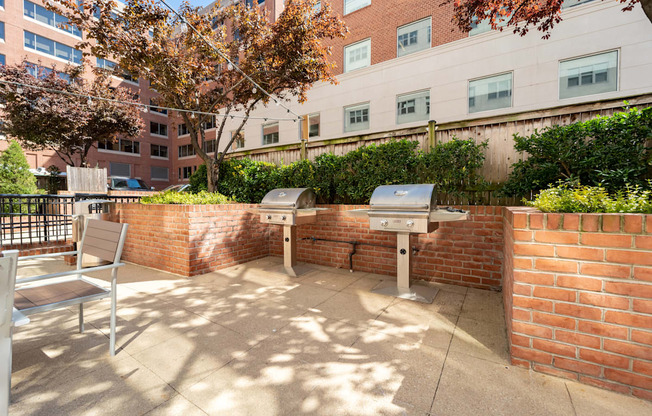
left=227, top=62, right=233, bottom=70
left=252, top=87, right=257, bottom=94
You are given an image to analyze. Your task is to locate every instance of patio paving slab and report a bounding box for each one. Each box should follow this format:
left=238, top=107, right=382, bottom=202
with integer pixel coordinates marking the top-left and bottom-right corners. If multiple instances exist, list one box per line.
left=9, top=256, right=652, bottom=416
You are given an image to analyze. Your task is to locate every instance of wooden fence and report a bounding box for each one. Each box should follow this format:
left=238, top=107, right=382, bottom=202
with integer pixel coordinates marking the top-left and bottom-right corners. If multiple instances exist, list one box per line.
left=66, top=166, right=107, bottom=193
left=227, top=93, right=652, bottom=184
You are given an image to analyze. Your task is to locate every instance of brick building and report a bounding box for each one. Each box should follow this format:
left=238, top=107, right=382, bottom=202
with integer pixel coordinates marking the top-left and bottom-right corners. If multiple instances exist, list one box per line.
left=1, top=0, right=652, bottom=188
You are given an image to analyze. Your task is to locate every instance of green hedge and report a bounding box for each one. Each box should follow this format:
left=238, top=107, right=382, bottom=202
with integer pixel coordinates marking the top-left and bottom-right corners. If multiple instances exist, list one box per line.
left=527, top=181, right=652, bottom=213
left=190, top=138, right=488, bottom=204
left=501, top=105, right=652, bottom=197
left=141, top=190, right=230, bottom=205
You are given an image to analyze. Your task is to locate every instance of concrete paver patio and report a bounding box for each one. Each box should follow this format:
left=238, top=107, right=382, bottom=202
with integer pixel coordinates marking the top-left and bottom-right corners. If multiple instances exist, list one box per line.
left=9, top=257, right=652, bottom=416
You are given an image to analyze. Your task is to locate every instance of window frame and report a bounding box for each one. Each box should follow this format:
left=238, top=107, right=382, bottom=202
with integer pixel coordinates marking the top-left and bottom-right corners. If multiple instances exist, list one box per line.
left=149, top=121, right=168, bottom=137
left=396, top=90, right=430, bottom=125
left=396, top=17, right=431, bottom=58
left=467, top=71, right=513, bottom=114
left=343, top=38, right=371, bottom=73
left=24, top=31, right=82, bottom=64
left=150, top=144, right=168, bottom=159
left=262, top=122, right=280, bottom=146
left=344, top=102, right=370, bottom=133
left=558, top=49, right=619, bottom=100
left=344, top=0, right=371, bottom=15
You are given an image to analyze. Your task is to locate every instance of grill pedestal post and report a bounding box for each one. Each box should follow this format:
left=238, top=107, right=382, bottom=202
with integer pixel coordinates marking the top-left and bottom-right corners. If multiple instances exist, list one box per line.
left=372, top=232, right=440, bottom=304
left=282, top=225, right=311, bottom=277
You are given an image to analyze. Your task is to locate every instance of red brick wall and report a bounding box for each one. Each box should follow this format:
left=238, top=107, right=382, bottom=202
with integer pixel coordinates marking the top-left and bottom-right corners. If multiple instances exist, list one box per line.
left=269, top=205, right=504, bottom=290
left=503, top=207, right=652, bottom=400
left=113, top=203, right=270, bottom=276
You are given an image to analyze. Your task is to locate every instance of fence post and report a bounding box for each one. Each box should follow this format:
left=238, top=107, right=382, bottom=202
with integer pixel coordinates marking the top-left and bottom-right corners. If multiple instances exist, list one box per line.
left=428, top=119, right=437, bottom=151
left=300, top=139, right=307, bottom=161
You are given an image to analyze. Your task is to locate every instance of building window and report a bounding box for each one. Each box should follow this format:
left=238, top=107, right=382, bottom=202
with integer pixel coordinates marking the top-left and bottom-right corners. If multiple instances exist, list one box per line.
left=262, top=122, right=279, bottom=145
left=202, top=115, right=216, bottom=130
left=468, top=72, right=512, bottom=113
left=180, top=166, right=193, bottom=179
left=344, top=0, right=370, bottom=15
left=397, top=18, right=431, bottom=57
left=396, top=90, right=430, bottom=124
left=559, top=50, right=618, bottom=99
left=0, top=0, right=4, bottom=8
left=24, top=31, right=83, bottom=64
left=26, top=62, right=71, bottom=81
left=178, top=144, right=196, bottom=158
left=204, top=139, right=217, bottom=153
left=178, top=123, right=190, bottom=136
left=344, top=103, right=370, bottom=132
left=301, top=113, right=320, bottom=139
left=0, top=55, right=5, bottom=66
left=23, top=0, right=82, bottom=37
left=150, top=121, right=168, bottom=137
left=562, top=0, right=595, bottom=8
left=97, top=58, right=138, bottom=83
left=110, top=162, right=131, bottom=177
left=469, top=14, right=508, bottom=36
left=151, top=166, right=169, bottom=181
left=98, top=138, right=140, bottom=154
left=344, top=38, right=371, bottom=73
left=0, top=22, right=4, bottom=41
left=150, top=99, right=167, bottom=115
left=150, top=144, right=168, bottom=158
left=231, top=131, right=245, bottom=149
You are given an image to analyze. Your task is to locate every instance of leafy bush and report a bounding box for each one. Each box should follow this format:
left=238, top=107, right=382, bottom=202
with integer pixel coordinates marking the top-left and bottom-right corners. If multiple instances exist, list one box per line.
left=501, top=106, right=652, bottom=197
left=418, top=138, right=488, bottom=196
left=527, top=181, right=652, bottom=213
left=188, top=138, right=489, bottom=204
left=141, top=190, right=230, bottom=205
left=0, top=140, right=39, bottom=194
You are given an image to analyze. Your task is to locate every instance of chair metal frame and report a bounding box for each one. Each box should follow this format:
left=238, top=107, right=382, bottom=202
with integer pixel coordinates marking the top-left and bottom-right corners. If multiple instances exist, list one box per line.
left=1, top=250, right=26, bottom=416
left=13, top=219, right=128, bottom=356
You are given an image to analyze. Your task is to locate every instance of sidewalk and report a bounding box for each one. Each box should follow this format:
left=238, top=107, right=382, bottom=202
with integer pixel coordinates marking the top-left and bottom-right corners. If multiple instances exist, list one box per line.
left=9, top=257, right=652, bottom=415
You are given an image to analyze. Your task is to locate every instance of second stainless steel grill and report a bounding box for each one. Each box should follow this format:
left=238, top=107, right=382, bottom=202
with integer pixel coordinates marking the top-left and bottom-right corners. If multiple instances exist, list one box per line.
left=354, top=184, right=469, bottom=303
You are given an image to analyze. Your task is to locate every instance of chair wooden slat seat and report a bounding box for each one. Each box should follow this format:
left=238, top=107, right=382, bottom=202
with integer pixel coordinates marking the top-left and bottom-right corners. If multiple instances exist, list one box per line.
left=14, top=280, right=107, bottom=312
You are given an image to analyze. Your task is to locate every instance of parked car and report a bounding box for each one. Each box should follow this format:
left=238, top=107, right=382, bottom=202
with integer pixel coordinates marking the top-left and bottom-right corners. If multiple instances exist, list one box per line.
left=108, top=177, right=155, bottom=191
left=161, top=184, right=191, bottom=193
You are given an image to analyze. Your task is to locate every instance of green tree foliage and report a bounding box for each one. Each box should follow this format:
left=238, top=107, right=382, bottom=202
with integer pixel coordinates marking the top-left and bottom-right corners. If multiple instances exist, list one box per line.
left=0, top=64, right=143, bottom=166
left=52, top=0, right=347, bottom=190
left=189, top=138, right=488, bottom=204
left=501, top=106, right=652, bottom=197
left=0, top=141, right=39, bottom=194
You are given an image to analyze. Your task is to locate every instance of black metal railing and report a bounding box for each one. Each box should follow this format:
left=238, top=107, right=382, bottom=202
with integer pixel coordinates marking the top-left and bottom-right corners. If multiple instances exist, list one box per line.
left=0, top=194, right=140, bottom=246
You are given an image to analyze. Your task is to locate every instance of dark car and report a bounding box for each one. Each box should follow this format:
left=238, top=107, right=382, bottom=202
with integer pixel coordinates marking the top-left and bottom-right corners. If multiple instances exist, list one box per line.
left=108, top=177, right=155, bottom=191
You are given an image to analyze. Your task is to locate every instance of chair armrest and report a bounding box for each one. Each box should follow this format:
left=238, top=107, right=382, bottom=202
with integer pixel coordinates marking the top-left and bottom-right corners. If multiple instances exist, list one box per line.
left=17, top=262, right=126, bottom=285
left=18, top=250, right=79, bottom=261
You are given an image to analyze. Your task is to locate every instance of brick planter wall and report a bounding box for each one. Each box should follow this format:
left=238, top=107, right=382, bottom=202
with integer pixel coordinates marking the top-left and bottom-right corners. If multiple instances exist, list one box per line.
left=503, top=207, right=652, bottom=400
left=113, top=203, right=269, bottom=276
left=269, top=205, right=504, bottom=290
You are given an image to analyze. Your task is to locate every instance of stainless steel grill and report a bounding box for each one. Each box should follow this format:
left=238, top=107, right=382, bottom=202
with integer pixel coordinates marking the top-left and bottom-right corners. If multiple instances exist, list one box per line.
left=355, top=184, right=469, bottom=303
left=255, top=188, right=324, bottom=276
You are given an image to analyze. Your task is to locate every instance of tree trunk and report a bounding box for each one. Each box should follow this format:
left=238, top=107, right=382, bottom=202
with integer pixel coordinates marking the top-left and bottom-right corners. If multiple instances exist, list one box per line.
left=207, top=160, right=220, bottom=193
left=642, top=0, right=652, bottom=24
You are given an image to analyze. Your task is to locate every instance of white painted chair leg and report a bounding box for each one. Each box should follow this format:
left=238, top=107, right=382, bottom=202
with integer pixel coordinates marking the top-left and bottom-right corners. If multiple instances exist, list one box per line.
left=78, top=303, right=84, bottom=333
left=1, top=328, right=12, bottom=415
left=109, top=269, right=117, bottom=356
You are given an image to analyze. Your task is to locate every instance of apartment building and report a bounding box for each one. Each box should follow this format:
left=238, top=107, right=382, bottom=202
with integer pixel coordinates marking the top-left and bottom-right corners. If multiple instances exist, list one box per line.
left=172, top=0, right=652, bottom=183
left=0, top=0, right=172, bottom=189
left=1, top=0, right=651, bottom=187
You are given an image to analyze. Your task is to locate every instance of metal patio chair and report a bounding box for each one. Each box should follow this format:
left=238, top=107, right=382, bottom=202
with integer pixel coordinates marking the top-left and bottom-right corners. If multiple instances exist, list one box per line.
left=1, top=250, right=28, bottom=415
left=12, top=219, right=128, bottom=357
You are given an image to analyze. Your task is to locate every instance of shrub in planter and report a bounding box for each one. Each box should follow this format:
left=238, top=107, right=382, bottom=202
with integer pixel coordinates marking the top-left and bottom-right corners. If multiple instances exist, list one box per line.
left=141, top=190, right=230, bottom=205
left=527, top=181, right=652, bottom=213
left=501, top=105, right=652, bottom=197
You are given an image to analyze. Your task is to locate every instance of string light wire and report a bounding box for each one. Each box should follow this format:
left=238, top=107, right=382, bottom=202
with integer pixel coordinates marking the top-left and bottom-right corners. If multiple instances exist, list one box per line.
left=157, top=0, right=303, bottom=122
left=0, top=79, right=300, bottom=122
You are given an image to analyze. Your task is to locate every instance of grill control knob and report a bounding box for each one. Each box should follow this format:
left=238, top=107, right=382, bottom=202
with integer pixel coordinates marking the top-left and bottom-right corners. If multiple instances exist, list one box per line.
left=266, top=214, right=272, bottom=220
left=406, top=220, right=415, bottom=228
left=380, top=219, right=388, bottom=227
left=281, top=215, right=287, bottom=221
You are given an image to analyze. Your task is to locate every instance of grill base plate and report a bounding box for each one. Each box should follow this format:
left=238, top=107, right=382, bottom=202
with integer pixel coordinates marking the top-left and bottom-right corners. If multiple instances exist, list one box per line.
left=372, top=283, right=439, bottom=304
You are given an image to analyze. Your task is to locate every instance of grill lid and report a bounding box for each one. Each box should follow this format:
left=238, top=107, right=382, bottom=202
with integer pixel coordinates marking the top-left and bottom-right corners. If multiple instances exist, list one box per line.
left=369, top=184, right=436, bottom=212
left=260, top=188, right=316, bottom=210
